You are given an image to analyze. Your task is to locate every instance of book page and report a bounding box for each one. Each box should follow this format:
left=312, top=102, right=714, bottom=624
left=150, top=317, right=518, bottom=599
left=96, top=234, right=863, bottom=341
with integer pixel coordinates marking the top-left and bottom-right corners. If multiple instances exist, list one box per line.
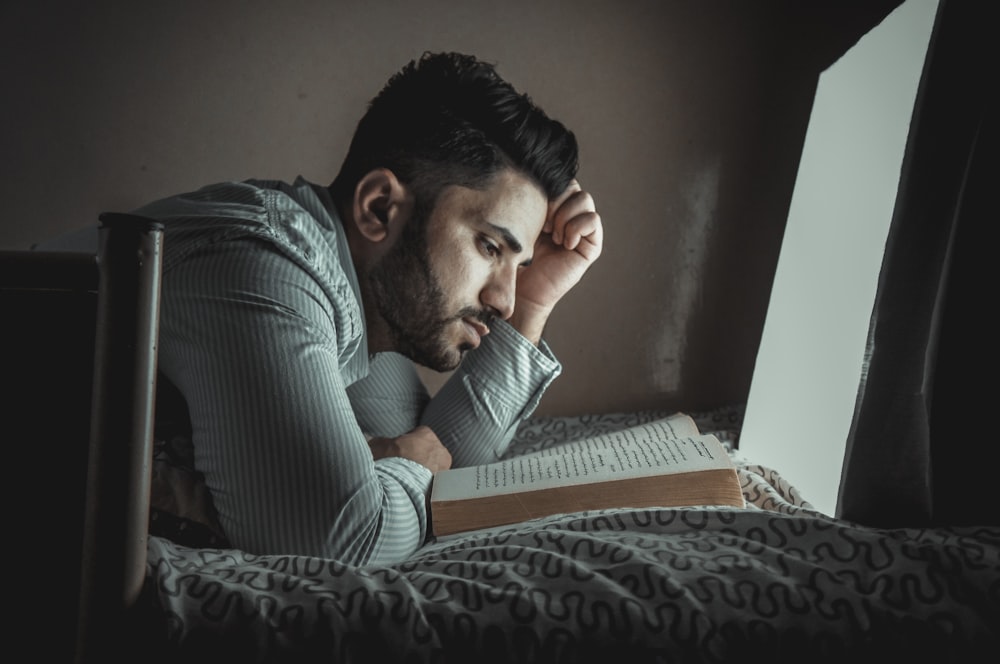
left=548, top=412, right=699, bottom=455
left=432, top=417, right=728, bottom=502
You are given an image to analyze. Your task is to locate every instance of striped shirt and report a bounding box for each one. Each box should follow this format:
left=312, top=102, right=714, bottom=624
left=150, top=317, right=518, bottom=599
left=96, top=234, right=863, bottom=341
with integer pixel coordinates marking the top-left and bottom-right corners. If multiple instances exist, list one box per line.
left=134, top=177, right=561, bottom=565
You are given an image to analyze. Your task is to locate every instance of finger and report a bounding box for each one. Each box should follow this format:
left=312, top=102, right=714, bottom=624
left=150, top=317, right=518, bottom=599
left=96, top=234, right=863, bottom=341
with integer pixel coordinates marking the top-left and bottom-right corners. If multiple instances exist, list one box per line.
left=560, top=211, right=603, bottom=260
left=544, top=179, right=582, bottom=234
left=551, top=189, right=596, bottom=245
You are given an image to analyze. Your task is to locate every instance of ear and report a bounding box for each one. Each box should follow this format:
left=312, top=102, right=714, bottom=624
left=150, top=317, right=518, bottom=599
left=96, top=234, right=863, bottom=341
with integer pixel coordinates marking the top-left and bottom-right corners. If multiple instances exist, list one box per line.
left=352, top=168, right=410, bottom=243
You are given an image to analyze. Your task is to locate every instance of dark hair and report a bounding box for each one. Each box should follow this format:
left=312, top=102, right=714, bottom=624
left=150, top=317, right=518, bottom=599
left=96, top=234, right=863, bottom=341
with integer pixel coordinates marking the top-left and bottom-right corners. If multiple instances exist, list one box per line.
left=329, top=52, right=578, bottom=209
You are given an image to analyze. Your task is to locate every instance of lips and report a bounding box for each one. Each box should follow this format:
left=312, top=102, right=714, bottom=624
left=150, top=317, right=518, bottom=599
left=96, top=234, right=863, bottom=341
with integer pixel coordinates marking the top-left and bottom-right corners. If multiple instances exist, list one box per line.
left=463, top=318, right=490, bottom=347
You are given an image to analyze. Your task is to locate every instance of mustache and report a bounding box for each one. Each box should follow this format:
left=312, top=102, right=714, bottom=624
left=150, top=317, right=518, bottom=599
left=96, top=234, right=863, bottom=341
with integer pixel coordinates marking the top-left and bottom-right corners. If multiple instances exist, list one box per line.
left=456, top=306, right=496, bottom=326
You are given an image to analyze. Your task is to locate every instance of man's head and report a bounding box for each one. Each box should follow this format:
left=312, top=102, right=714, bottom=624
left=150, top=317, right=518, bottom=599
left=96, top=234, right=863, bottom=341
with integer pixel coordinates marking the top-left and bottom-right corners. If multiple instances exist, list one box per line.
left=367, top=168, right=548, bottom=370
left=330, top=51, right=578, bottom=214
left=334, top=52, right=579, bottom=370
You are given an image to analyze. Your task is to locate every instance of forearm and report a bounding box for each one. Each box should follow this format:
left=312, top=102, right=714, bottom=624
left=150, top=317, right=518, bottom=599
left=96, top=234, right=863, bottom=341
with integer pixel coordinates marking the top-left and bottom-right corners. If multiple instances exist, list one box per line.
left=420, top=319, right=561, bottom=467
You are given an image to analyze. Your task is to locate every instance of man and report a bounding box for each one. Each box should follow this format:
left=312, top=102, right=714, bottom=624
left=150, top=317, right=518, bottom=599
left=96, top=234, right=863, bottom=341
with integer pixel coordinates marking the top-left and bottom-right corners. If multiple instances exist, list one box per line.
left=136, top=51, right=602, bottom=565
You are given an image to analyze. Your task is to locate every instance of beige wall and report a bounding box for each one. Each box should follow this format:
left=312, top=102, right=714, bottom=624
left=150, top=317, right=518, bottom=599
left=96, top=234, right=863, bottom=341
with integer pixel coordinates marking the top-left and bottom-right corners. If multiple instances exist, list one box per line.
left=0, top=0, right=898, bottom=417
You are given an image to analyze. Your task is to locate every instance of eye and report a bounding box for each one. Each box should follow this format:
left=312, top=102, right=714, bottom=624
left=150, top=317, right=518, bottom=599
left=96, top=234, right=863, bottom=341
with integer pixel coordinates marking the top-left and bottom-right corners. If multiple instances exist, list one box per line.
left=479, top=236, right=501, bottom=259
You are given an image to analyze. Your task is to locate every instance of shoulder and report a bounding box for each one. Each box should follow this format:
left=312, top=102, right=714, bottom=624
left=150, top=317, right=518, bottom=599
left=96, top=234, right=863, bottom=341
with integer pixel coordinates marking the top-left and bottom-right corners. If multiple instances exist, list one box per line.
left=135, top=180, right=283, bottom=222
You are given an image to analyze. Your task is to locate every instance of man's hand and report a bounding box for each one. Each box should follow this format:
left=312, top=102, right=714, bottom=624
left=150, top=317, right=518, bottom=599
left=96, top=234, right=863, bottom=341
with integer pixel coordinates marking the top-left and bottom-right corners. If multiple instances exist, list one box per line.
left=367, top=425, right=453, bottom=473
left=510, top=180, right=603, bottom=343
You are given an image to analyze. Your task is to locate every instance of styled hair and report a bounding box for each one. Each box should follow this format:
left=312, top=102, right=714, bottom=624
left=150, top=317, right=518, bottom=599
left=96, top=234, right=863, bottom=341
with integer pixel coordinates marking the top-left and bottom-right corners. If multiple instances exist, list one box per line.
left=329, top=52, right=579, bottom=209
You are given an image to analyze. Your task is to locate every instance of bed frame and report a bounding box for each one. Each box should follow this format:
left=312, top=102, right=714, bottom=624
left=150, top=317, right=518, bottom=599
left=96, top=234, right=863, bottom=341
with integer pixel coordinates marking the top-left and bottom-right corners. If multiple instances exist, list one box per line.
left=2, top=214, right=163, bottom=663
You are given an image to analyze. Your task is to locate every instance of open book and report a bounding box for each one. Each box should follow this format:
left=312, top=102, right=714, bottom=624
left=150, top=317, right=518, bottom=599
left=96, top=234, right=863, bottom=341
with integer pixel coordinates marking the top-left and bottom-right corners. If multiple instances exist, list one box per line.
left=430, top=413, right=745, bottom=537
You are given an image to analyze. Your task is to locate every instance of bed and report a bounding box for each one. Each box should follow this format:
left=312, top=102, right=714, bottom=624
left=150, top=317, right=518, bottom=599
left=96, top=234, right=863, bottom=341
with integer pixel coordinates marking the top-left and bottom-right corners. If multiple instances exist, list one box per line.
left=137, top=406, right=1000, bottom=663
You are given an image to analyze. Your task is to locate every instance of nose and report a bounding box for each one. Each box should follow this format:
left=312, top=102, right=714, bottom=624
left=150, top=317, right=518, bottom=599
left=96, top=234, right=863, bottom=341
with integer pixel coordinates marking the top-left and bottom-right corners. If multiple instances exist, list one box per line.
left=480, top=264, right=517, bottom=321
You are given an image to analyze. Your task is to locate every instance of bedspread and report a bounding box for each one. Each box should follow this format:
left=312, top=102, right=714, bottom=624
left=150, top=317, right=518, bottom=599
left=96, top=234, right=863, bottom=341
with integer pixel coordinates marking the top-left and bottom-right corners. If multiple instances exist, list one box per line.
left=139, top=410, right=1000, bottom=662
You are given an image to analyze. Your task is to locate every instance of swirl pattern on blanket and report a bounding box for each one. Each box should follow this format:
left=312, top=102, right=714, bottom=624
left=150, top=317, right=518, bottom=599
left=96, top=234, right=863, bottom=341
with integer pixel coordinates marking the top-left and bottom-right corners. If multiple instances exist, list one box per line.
left=140, top=409, right=1000, bottom=661
left=144, top=508, right=1000, bottom=662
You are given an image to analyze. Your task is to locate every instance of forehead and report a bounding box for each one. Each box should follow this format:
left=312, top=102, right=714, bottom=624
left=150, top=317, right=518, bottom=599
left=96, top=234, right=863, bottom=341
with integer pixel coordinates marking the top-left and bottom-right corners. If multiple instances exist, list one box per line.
left=430, top=170, right=548, bottom=243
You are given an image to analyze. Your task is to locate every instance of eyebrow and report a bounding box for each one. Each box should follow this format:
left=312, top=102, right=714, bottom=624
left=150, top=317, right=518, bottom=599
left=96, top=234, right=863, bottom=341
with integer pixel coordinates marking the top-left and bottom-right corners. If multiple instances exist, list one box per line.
left=487, top=222, right=523, bottom=254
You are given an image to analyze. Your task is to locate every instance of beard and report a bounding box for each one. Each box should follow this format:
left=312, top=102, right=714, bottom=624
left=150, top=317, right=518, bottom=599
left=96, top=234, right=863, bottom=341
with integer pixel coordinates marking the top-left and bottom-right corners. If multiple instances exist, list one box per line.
left=367, top=205, right=492, bottom=371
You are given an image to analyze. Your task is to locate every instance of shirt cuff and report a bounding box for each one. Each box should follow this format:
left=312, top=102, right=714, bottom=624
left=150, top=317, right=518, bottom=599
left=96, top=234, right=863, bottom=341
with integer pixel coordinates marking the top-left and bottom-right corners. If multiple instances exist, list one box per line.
left=459, top=319, right=562, bottom=420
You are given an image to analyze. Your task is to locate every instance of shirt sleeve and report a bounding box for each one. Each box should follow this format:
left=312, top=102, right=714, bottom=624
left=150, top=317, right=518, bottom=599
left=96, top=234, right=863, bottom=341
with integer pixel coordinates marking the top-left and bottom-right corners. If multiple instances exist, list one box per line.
left=347, top=352, right=430, bottom=438
left=157, top=238, right=431, bottom=565
left=420, top=319, right=563, bottom=467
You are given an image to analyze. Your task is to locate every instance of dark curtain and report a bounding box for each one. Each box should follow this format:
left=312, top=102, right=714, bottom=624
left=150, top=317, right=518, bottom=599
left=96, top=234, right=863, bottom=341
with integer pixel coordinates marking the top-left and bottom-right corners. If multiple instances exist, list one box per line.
left=838, top=0, right=996, bottom=527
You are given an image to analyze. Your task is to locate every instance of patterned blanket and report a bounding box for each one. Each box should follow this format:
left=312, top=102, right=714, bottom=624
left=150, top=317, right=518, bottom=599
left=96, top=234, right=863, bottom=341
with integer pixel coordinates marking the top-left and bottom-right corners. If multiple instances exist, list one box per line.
left=139, top=409, right=1000, bottom=662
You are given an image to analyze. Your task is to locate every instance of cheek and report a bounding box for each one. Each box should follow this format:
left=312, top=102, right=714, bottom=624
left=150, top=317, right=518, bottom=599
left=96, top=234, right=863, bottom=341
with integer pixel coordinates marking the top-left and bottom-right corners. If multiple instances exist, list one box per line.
left=431, top=249, right=488, bottom=307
